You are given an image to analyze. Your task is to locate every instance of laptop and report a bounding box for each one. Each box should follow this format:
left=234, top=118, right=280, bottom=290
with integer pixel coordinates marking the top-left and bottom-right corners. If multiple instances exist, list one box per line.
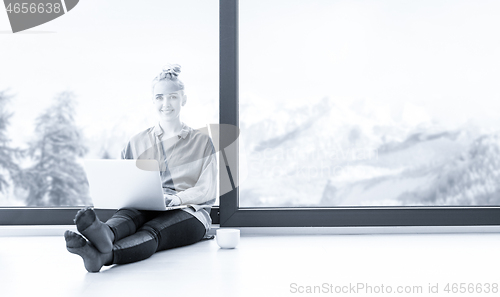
left=83, top=159, right=188, bottom=211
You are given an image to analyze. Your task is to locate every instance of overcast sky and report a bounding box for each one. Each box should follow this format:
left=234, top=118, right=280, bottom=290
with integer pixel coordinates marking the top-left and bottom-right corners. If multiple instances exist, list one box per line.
left=0, top=0, right=219, bottom=147
left=240, top=0, right=500, bottom=131
left=1, top=0, right=500, bottom=151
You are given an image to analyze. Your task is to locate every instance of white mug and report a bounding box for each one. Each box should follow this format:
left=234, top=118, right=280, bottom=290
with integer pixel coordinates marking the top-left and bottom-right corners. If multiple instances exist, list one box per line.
left=216, top=228, right=240, bottom=249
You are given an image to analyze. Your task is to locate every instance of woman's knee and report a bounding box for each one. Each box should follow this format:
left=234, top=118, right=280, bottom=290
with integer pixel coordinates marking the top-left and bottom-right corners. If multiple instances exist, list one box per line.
left=112, top=208, right=142, bottom=219
left=134, top=210, right=205, bottom=251
left=142, top=210, right=192, bottom=230
left=105, top=208, right=150, bottom=242
left=156, top=216, right=206, bottom=251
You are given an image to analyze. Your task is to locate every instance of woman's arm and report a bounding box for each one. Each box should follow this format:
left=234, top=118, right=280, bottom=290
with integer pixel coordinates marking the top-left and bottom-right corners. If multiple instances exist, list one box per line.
left=170, top=139, right=217, bottom=208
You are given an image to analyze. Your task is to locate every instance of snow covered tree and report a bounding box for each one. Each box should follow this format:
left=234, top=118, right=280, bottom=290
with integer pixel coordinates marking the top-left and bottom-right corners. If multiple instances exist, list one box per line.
left=21, top=91, right=91, bottom=206
left=0, top=90, right=22, bottom=193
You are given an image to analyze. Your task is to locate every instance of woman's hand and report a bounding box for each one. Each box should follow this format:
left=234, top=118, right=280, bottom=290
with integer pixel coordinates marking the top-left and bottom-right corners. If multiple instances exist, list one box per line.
left=164, top=194, right=182, bottom=207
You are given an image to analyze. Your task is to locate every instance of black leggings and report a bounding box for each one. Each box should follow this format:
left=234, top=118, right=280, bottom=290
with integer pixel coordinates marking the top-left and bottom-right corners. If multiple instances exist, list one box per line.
left=104, top=208, right=206, bottom=265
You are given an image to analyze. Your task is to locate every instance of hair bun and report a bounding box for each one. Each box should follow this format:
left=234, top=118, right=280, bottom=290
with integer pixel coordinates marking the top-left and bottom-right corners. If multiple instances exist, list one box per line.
left=159, top=64, right=181, bottom=80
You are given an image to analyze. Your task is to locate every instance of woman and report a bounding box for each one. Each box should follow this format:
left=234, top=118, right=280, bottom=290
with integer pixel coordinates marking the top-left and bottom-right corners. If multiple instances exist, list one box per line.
left=64, top=64, right=217, bottom=272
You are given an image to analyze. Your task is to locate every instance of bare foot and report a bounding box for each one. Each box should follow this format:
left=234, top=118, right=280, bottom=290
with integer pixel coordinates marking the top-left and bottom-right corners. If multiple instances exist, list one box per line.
left=74, top=207, right=114, bottom=253
left=64, top=230, right=112, bottom=273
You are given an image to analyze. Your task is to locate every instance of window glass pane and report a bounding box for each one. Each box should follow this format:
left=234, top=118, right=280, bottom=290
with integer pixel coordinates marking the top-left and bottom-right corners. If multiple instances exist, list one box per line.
left=239, top=0, right=500, bottom=207
left=0, top=0, right=219, bottom=207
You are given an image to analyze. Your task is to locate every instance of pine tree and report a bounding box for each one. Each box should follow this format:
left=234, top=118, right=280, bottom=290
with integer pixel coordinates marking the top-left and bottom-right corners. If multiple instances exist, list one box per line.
left=0, top=90, right=22, bottom=193
left=21, top=91, right=91, bottom=206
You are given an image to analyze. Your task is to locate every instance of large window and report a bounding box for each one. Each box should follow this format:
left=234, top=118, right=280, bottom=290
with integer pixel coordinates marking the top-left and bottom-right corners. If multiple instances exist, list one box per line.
left=0, top=0, right=219, bottom=223
left=219, top=0, right=500, bottom=226
left=238, top=0, right=500, bottom=208
left=2, top=0, right=500, bottom=227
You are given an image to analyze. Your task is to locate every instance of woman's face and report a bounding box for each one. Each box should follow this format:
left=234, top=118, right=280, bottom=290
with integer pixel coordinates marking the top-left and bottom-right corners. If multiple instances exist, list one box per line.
left=152, top=80, right=186, bottom=121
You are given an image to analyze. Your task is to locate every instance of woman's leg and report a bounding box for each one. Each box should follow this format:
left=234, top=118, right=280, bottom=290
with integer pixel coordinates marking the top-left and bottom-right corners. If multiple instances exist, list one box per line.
left=67, top=207, right=154, bottom=272
left=74, top=207, right=154, bottom=253
left=111, top=209, right=206, bottom=265
left=105, top=208, right=158, bottom=242
left=66, top=208, right=205, bottom=271
left=64, top=230, right=113, bottom=273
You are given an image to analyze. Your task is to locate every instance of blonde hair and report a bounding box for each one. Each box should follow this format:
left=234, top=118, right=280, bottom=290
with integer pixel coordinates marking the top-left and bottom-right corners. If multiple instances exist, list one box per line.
left=151, top=64, right=185, bottom=94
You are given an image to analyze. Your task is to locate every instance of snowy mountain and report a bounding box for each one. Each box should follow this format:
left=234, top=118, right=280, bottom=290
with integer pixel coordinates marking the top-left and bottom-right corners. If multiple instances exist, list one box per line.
left=238, top=95, right=495, bottom=207
left=397, top=132, right=500, bottom=206
left=319, top=129, right=499, bottom=207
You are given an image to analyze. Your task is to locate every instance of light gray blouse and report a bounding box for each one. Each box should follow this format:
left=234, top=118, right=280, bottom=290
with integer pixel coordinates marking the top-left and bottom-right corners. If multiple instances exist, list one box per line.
left=120, top=122, right=217, bottom=234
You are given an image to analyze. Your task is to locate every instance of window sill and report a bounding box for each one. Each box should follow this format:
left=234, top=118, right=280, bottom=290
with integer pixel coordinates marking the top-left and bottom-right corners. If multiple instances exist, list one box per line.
left=2, top=224, right=500, bottom=237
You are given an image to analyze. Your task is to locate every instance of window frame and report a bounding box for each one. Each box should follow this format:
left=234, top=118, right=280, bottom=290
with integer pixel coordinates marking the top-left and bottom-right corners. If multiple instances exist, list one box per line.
left=218, top=0, right=500, bottom=227
left=0, top=208, right=220, bottom=225
left=1, top=0, right=499, bottom=227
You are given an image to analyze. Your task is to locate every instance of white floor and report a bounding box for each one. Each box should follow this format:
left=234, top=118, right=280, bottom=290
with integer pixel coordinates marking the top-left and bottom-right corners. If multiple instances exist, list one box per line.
left=0, top=232, right=499, bottom=297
